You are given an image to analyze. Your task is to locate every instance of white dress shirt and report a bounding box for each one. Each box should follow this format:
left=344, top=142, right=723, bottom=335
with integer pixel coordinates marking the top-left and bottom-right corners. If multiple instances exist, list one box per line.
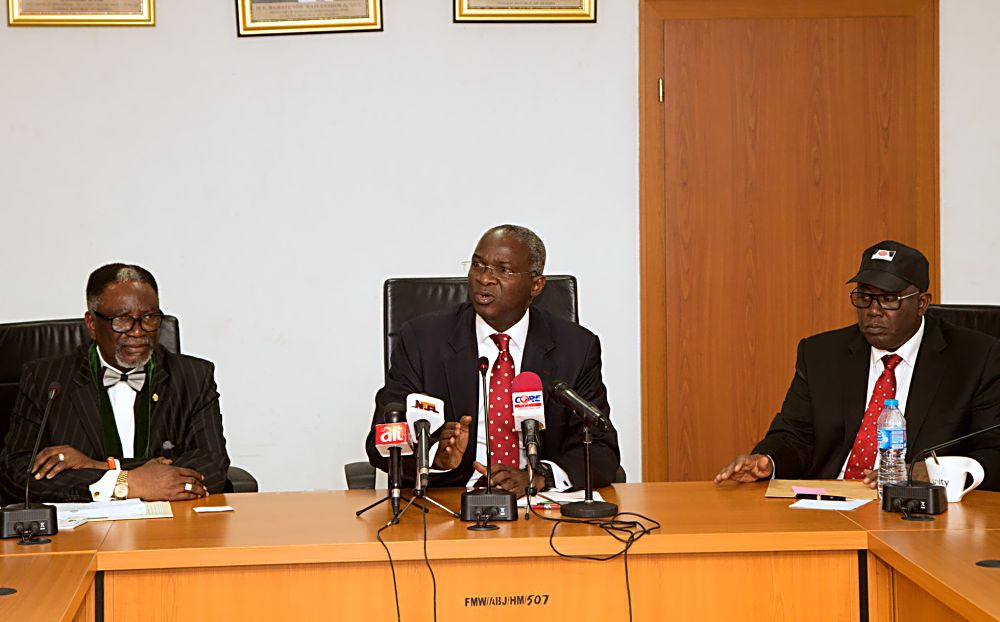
left=430, top=311, right=572, bottom=491
left=466, top=311, right=571, bottom=491
left=836, top=317, right=926, bottom=478
left=88, top=348, right=141, bottom=500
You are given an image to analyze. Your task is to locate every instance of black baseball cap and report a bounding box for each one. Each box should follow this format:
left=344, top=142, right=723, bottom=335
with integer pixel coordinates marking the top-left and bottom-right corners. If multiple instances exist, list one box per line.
left=847, top=240, right=929, bottom=292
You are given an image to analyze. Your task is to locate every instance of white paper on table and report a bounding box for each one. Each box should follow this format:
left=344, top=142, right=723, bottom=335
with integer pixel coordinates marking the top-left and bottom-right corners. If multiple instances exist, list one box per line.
left=193, top=505, right=234, bottom=513
left=58, top=515, right=90, bottom=530
left=516, top=490, right=605, bottom=508
left=789, top=499, right=872, bottom=511
left=51, top=498, right=173, bottom=522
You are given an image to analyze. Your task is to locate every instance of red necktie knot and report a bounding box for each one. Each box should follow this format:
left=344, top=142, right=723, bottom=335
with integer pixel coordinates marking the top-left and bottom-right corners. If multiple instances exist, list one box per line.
left=882, top=353, right=902, bottom=372
left=490, top=333, right=511, bottom=352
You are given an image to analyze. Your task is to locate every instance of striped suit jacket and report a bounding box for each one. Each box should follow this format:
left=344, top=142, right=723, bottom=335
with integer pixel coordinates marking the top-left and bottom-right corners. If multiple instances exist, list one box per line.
left=0, top=344, right=229, bottom=502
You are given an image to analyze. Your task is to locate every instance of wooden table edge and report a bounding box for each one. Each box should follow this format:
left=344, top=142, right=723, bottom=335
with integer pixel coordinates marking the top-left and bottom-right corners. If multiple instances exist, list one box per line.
left=867, top=531, right=999, bottom=622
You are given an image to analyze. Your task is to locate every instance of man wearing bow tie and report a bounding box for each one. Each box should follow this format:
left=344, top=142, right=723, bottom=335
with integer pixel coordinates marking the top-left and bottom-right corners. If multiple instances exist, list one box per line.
left=0, top=264, right=230, bottom=502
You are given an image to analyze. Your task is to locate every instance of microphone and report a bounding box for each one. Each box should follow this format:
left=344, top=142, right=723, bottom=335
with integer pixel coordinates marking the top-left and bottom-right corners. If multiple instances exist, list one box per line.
left=907, top=421, right=1000, bottom=485
left=2, top=382, right=60, bottom=543
left=374, top=403, right=411, bottom=516
left=512, top=371, right=545, bottom=470
left=550, top=380, right=610, bottom=431
left=477, top=357, right=493, bottom=490
left=461, top=356, right=516, bottom=526
left=405, top=394, right=445, bottom=494
left=882, top=421, right=1000, bottom=517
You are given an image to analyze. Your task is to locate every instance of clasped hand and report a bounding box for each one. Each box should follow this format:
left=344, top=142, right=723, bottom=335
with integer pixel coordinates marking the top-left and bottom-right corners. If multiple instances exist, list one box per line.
left=32, top=445, right=209, bottom=500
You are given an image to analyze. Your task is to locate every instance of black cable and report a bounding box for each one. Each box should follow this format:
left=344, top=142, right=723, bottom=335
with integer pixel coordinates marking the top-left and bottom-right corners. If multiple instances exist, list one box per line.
left=376, top=522, right=402, bottom=622
left=525, top=502, right=660, bottom=622
left=421, top=500, right=438, bottom=622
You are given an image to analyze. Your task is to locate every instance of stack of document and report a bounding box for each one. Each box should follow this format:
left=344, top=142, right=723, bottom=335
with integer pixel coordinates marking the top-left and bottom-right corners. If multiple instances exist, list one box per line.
left=516, top=490, right=605, bottom=508
left=52, top=498, right=173, bottom=530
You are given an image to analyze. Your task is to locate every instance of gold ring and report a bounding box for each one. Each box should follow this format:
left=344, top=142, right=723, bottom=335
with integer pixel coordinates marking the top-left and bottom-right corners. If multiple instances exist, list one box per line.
left=58, top=453, right=65, bottom=462
left=184, top=482, right=193, bottom=492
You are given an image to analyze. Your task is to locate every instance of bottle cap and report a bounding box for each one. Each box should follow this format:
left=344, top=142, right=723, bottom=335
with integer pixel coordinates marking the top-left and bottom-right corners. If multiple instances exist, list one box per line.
left=883, top=399, right=899, bottom=407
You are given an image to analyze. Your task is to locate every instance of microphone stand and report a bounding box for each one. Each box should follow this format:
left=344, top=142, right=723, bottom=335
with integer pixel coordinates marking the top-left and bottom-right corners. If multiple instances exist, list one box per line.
left=523, top=462, right=536, bottom=520
left=393, top=424, right=458, bottom=524
left=355, top=450, right=422, bottom=519
left=561, top=419, right=618, bottom=519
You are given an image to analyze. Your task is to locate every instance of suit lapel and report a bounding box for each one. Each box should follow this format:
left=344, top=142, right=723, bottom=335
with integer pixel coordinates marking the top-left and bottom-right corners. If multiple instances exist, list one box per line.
left=443, top=306, right=479, bottom=422
left=522, top=307, right=556, bottom=390
left=904, top=318, right=946, bottom=447
left=840, top=329, right=872, bottom=452
left=67, top=349, right=105, bottom=455
left=146, top=347, right=171, bottom=451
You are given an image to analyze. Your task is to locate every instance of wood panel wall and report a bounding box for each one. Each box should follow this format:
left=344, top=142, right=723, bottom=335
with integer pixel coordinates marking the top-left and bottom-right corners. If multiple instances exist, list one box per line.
left=640, top=0, right=939, bottom=481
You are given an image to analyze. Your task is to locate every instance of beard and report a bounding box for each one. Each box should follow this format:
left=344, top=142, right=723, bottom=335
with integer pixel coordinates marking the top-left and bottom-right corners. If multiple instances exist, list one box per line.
left=114, top=340, right=153, bottom=370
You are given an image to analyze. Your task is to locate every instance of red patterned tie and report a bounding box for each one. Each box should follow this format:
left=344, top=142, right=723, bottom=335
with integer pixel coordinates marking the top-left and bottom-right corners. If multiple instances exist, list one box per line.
left=488, top=333, right=519, bottom=467
left=844, top=354, right=903, bottom=480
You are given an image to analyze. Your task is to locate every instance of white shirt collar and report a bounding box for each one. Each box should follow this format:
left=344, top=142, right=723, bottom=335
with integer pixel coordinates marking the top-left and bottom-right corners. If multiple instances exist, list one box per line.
left=871, top=316, right=925, bottom=369
left=475, top=309, right=530, bottom=351
left=96, top=345, right=130, bottom=373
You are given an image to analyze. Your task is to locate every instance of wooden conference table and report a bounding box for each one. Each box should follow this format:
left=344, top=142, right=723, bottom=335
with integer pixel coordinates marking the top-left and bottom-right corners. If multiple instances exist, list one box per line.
left=2, top=482, right=999, bottom=621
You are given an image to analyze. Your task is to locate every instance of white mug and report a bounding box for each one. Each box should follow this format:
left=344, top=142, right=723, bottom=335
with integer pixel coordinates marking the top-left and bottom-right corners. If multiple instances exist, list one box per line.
left=924, top=456, right=985, bottom=502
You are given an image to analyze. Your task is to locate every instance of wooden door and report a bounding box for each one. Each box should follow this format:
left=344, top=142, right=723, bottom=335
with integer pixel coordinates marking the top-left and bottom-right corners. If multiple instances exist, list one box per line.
left=640, top=1, right=939, bottom=481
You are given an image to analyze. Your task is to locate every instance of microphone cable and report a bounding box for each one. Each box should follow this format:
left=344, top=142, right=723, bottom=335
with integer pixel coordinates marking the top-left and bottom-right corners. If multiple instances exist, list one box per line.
left=525, top=491, right=661, bottom=622
left=375, top=521, right=402, bottom=622
left=375, top=497, right=439, bottom=622
left=421, top=498, right=438, bottom=622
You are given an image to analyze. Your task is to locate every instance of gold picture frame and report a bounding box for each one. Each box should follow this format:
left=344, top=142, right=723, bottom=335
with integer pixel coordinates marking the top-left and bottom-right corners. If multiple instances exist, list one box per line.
left=454, top=0, right=595, bottom=23
left=7, top=0, right=154, bottom=26
left=236, top=0, right=382, bottom=36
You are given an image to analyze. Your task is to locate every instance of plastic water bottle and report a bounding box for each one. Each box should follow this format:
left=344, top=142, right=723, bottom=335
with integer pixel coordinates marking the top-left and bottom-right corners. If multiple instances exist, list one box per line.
left=877, top=398, right=907, bottom=498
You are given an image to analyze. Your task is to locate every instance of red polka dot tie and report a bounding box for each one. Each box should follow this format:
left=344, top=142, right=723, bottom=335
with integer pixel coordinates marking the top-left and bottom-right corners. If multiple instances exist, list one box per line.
left=488, top=333, right=519, bottom=468
left=844, top=354, right=902, bottom=480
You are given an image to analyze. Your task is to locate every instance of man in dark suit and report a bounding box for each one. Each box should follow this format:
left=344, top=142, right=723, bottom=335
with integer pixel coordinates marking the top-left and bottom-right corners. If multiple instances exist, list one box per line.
left=0, top=263, right=230, bottom=502
left=366, top=225, right=619, bottom=495
left=716, top=241, right=1000, bottom=491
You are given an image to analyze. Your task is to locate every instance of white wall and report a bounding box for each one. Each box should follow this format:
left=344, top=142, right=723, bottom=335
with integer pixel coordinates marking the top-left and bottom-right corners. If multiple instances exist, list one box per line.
left=940, top=0, right=1000, bottom=302
left=0, top=1, right=640, bottom=490
left=3, top=1, right=996, bottom=491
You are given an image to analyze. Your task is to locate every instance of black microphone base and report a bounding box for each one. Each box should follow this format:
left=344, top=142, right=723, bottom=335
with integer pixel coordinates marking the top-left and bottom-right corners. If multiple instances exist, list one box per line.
left=1, top=503, right=58, bottom=543
left=561, top=499, right=618, bottom=519
left=881, top=482, right=947, bottom=517
left=461, top=489, right=517, bottom=523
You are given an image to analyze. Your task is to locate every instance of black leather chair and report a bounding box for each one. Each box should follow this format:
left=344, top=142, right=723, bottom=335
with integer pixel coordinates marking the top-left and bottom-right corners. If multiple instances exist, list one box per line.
left=381, top=275, right=579, bottom=374
left=925, top=304, right=1000, bottom=340
left=0, top=317, right=257, bottom=494
left=345, top=275, right=626, bottom=487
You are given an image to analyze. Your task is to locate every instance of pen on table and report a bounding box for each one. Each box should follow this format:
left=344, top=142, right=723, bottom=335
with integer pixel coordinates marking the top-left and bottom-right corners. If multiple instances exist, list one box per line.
left=794, top=493, right=848, bottom=501
left=531, top=503, right=561, bottom=510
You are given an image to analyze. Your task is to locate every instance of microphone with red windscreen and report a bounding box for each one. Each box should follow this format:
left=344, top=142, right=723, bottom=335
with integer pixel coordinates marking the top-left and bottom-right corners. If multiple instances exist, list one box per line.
left=512, top=371, right=545, bottom=470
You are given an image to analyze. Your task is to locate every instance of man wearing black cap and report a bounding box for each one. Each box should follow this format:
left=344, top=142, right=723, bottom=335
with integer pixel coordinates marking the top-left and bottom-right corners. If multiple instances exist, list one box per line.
left=715, top=240, right=1000, bottom=491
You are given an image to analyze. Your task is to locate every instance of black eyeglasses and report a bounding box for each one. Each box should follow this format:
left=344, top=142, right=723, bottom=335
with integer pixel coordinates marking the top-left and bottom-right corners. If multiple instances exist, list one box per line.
left=849, top=290, right=921, bottom=311
left=462, top=260, right=536, bottom=280
left=92, top=311, right=164, bottom=333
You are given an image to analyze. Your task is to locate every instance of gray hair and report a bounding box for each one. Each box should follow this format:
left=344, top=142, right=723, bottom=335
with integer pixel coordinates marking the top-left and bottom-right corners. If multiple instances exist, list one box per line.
left=86, top=263, right=159, bottom=311
left=488, top=224, right=546, bottom=275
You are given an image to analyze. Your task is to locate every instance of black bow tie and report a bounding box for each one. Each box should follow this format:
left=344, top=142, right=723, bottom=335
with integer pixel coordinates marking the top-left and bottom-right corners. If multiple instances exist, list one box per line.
left=102, top=367, right=146, bottom=392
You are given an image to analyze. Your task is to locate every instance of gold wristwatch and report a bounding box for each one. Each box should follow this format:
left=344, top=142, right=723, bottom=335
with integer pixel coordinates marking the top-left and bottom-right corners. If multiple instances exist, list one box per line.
left=113, top=470, right=129, bottom=500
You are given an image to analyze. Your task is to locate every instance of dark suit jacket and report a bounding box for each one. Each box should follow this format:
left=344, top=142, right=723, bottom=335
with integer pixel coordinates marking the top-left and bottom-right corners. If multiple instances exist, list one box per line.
left=366, top=303, right=620, bottom=489
left=0, top=344, right=230, bottom=502
left=754, top=317, right=1000, bottom=490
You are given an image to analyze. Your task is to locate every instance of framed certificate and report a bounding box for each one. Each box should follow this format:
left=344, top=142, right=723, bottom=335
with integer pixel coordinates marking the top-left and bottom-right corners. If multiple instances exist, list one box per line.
left=7, top=0, right=154, bottom=26
left=236, top=0, right=382, bottom=36
left=454, top=0, right=595, bottom=23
